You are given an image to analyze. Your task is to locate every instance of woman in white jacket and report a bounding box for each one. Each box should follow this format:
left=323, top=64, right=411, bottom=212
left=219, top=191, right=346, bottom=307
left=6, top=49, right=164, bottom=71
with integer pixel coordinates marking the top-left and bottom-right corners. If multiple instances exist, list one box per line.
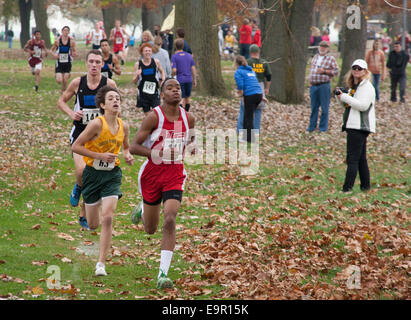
left=336, top=59, right=375, bottom=192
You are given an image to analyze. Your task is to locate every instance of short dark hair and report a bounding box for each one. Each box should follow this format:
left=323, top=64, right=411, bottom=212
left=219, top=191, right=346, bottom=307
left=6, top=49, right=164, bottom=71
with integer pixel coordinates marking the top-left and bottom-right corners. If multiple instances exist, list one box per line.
left=160, top=77, right=179, bottom=92
left=394, top=41, right=401, bottom=46
left=175, top=39, right=184, bottom=51
left=95, top=85, right=121, bottom=114
left=100, top=38, right=109, bottom=45
left=176, top=28, right=185, bottom=38
left=34, top=30, right=41, bottom=35
left=62, top=26, right=70, bottom=31
left=86, top=49, right=103, bottom=62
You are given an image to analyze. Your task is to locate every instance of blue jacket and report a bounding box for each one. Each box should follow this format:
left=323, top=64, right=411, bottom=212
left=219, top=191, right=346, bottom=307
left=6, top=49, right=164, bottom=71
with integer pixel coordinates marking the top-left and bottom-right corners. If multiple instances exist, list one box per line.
left=234, top=65, right=263, bottom=97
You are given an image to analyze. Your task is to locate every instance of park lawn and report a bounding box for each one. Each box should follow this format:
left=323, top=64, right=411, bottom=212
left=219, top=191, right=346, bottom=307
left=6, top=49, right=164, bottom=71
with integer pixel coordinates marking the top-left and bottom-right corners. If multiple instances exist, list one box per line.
left=0, top=57, right=410, bottom=300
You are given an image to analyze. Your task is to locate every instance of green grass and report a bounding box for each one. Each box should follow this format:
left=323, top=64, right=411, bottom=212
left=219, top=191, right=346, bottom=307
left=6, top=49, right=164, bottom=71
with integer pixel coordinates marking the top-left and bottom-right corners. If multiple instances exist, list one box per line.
left=0, top=56, right=410, bottom=300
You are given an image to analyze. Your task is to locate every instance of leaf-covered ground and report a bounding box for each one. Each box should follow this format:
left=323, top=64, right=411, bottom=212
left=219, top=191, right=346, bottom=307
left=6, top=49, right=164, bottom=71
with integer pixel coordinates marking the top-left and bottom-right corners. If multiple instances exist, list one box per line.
left=0, top=57, right=409, bottom=300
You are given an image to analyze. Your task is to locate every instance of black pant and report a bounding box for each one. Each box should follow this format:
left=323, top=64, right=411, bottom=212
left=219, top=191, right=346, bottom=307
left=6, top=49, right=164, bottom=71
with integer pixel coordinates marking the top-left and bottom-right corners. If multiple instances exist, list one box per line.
left=243, top=94, right=262, bottom=142
left=343, top=129, right=370, bottom=191
left=390, top=73, right=406, bottom=102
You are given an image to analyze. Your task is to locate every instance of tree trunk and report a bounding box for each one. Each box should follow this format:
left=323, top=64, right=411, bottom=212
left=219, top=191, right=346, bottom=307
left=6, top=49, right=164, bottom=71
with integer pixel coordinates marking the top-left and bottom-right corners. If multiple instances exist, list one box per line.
left=142, top=3, right=162, bottom=33
left=261, top=0, right=315, bottom=104
left=18, top=0, right=32, bottom=49
left=338, top=0, right=368, bottom=87
left=174, top=0, right=192, bottom=45
left=32, top=0, right=51, bottom=47
left=190, top=0, right=227, bottom=97
left=174, top=0, right=227, bottom=97
left=386, top=11, right=401, bottom=48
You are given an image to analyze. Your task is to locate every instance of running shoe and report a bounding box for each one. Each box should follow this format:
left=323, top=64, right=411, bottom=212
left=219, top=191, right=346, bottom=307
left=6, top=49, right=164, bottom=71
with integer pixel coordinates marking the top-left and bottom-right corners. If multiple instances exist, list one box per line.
left=157, top=272, right=173, bottom=289
left=79, top=216, right=90, bottom=230
left=95, top=262, right=107, bottom=276
left=131, top=201, right=142, bottom=225
left=70, top=183, right=82, bottom=207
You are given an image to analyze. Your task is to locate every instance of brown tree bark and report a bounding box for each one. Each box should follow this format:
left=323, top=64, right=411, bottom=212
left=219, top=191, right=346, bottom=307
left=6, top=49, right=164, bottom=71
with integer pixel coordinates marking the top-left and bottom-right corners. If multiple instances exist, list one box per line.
left=32, top=0, right=51, bottom=47
left=18, top=0, right=32, bottom=49
left=338, top=0, right=368, bottom=87
left=191, top=0, right=227, bottom=97
left=261, top=0, right=315, bottom=104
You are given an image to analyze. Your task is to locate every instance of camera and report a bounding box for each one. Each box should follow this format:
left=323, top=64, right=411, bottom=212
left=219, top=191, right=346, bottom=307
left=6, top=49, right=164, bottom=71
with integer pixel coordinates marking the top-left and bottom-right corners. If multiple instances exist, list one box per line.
left=334, top=87, right=348, bottom=95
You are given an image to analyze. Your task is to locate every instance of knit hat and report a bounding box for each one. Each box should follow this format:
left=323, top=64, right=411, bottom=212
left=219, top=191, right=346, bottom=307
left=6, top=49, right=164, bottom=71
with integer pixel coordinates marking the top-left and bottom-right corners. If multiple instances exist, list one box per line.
left=249, top=44, right=260, bottom=53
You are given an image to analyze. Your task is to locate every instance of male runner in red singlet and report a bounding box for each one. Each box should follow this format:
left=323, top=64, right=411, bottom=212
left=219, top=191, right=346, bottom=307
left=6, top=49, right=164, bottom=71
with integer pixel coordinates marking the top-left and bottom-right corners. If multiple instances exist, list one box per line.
left=129, top=78, right=196, bottom=289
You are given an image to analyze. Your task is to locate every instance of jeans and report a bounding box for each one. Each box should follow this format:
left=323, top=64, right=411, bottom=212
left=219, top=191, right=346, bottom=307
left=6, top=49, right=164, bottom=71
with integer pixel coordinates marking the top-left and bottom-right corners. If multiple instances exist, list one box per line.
left=307, top=82, right=330, bottom=132
left=8, top=37, right=12, bottom=48
left=372, top=73, right=380, bottom=100
left=237, top=100, right=262, bottom=133
left=343, top=129, right=370, bottom=191
left=390, top=73, right=406, bottom=102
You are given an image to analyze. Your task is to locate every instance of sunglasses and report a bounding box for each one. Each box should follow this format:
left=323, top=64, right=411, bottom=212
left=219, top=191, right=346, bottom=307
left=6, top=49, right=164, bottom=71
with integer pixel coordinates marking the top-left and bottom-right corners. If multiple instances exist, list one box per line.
left=352, top=66, right=365, bottom=71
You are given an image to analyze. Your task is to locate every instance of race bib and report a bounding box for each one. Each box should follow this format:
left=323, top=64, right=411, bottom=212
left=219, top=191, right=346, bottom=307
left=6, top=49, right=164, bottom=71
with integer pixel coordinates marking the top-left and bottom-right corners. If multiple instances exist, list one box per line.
left=82, top=108, right=100, bottom=125
left=163, top=137, right=184, bottom=162
left=115, top=37, right=122, bottom=44
left=142, top=81, right=156, bottom=95
left=33, top=46, right=41, bottom=58
left=59, top=53, right=69, bottom=63
left=93, top=159, right=115, bottom=171
left=102, top=71, right=109, bottom=78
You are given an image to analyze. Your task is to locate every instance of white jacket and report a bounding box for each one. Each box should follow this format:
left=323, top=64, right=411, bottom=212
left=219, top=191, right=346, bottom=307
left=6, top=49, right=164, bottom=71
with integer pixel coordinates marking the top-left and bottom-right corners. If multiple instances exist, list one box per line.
left=340, top=78, right=376, bottom=133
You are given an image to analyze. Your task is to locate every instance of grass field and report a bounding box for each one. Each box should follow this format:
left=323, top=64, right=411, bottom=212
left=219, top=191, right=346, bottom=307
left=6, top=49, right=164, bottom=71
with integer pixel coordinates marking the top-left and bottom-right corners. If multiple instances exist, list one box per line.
left=0, top=56, right=409, bottom=300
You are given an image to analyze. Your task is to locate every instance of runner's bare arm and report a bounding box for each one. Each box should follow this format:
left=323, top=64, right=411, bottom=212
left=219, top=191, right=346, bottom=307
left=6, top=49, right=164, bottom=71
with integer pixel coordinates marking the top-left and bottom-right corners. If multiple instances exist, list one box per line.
left=122, top=122, right=134, bottom=165
left=57, top=77, right=81, bottom=121
left=107, top=78, right=117, bottom=88
left=71, top=38, right=78, bottom=58
left=133, top=62, right=141, bottom=84
left=187, top=113, right=196, bottom=155
left=112, top=55, right=122, bottom=76
left=109, top=29, right=114, bottom=41
left=72, top=119, right=116, bottom=163
left=50, top=39, right=59, bottom=58
left=23, top=40, right=32, bottom=54
left=129, top=112, right=157, bottom=157
left=155, top=59, right=165, bottom=86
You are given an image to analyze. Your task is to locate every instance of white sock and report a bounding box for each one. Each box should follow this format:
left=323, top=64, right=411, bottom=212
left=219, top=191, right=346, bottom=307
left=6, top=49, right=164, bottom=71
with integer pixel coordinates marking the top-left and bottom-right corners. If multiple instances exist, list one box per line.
left=158, top=250, right=173, bottom=279
left=96, top=262, right=105, bottom=268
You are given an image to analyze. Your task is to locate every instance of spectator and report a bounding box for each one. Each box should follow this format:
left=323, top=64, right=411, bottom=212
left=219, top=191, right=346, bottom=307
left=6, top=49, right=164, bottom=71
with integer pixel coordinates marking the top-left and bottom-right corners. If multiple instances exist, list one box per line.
left=140, top=30, right=154, bottom=47
left=307, top=41, right=339, bottom=132
left=221, top=22, right=230, bottom=39
left=224, top=30, right=237, bottom=61
left=386, top=41, right=409, bottom=103
left=381, top=32, right=391, bottom=55
left=335, top=59, right=375, bottom=193
left=218, top=26, right=224, bottom=56
left=175, top=28, right=192, bottom=55
left=171, top=39, right=196, bottom=112
left=365, top=39, right=386, bottom=101
left=236, top=44, right=271, bottom=134
left=239, top=19, right=252, bottom=59
left=7, top=29, right=14, bottom=48
left=310, top=27, right=322, bottom=46
left=321, top=30, right=330, bottom=44
left=251, top=19, right=261, bottom=48
left=234, top=55, right=264, bottom=143
left=152, top=36, right=172, bottom=79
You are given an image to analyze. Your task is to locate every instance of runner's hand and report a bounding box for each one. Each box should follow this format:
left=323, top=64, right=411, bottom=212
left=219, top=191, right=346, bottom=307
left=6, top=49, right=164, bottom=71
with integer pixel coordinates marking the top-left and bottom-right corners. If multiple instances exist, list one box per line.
left=123, top=151, right=134, bottom=166
left=72, top=110, right=83, bottom=121
left=100, top=153, right=117, bottom=163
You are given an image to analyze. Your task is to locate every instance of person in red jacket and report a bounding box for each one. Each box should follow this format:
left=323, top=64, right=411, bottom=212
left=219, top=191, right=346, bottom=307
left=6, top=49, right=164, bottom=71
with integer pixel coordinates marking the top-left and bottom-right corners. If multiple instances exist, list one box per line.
left=239, top=18, right=252, bottom=59
left=251, top=19, right=261, bottom=48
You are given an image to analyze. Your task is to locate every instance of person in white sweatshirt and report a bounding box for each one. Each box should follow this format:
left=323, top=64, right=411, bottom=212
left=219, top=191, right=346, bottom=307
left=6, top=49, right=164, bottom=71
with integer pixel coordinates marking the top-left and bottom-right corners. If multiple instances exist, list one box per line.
left=335, top=59, right=375, bottom=193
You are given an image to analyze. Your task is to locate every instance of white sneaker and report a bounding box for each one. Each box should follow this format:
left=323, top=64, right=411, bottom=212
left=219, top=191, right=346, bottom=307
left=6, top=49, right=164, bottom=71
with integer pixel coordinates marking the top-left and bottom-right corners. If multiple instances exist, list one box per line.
left=95, top=262, right=107, bottom=276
